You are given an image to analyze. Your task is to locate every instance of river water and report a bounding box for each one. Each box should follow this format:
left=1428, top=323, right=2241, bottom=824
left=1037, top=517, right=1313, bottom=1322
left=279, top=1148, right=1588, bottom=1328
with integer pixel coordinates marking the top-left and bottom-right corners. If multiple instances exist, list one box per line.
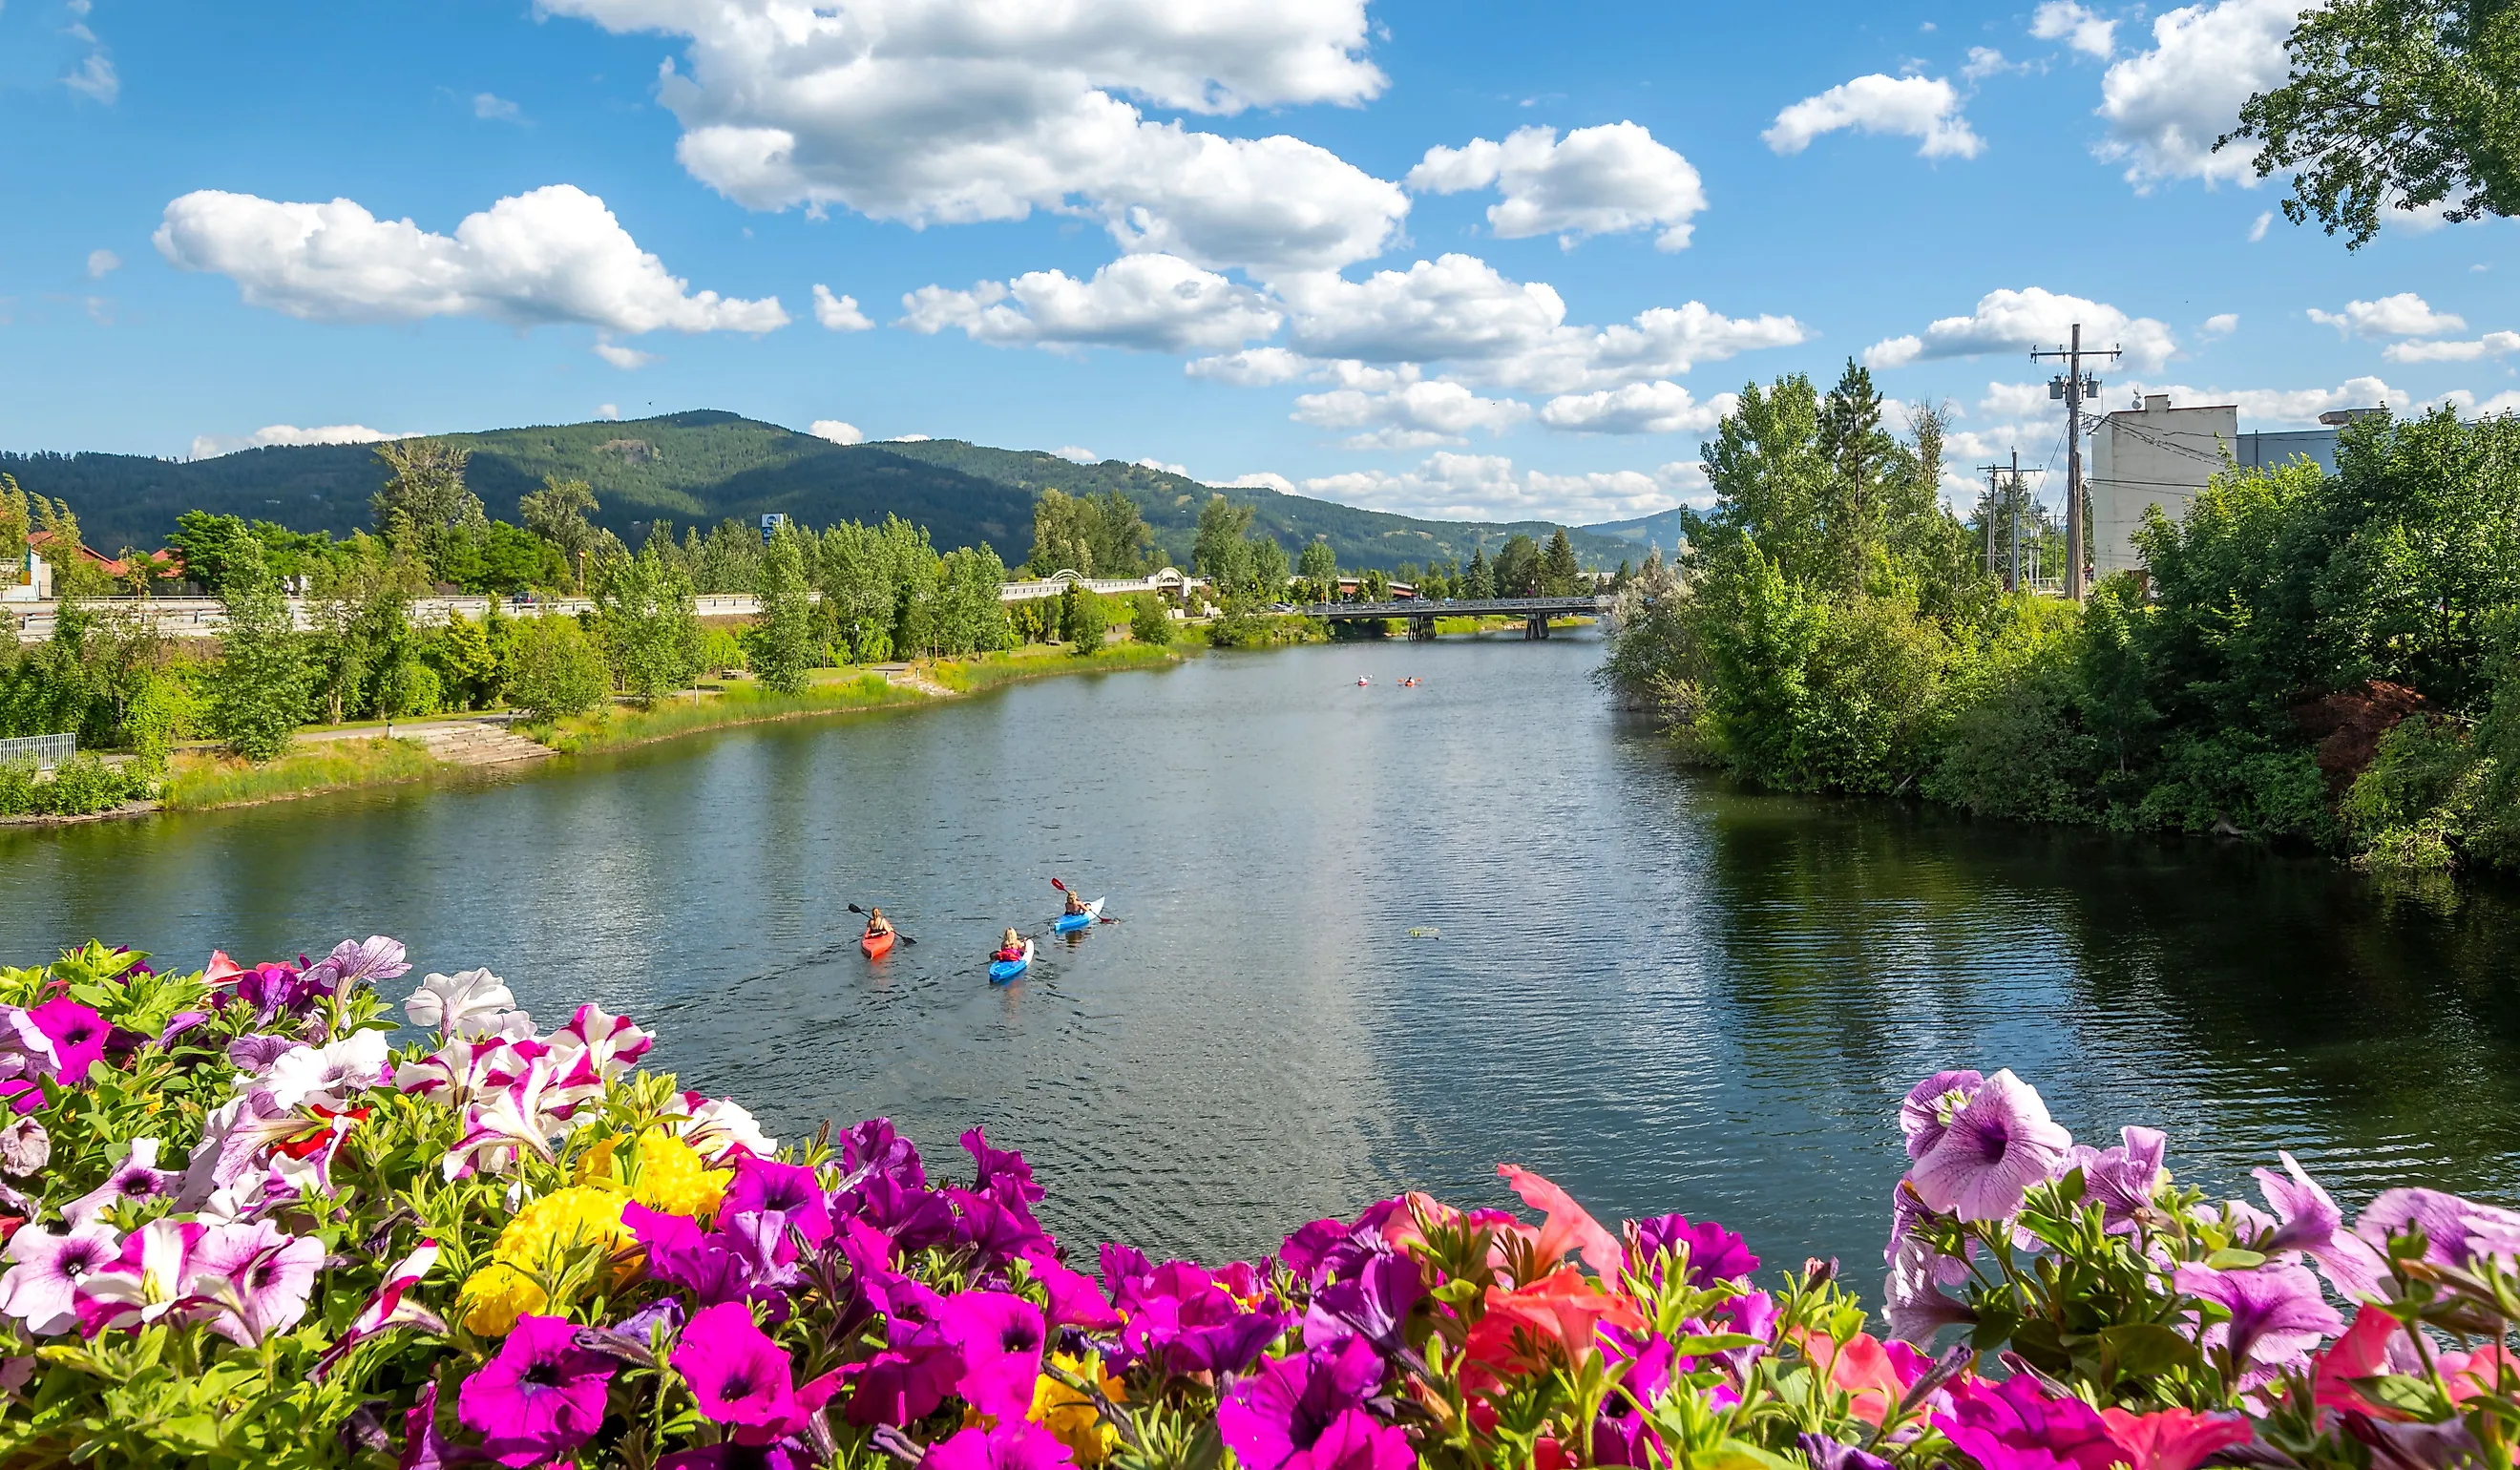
left=5, top=634, right=2518, bottom=1274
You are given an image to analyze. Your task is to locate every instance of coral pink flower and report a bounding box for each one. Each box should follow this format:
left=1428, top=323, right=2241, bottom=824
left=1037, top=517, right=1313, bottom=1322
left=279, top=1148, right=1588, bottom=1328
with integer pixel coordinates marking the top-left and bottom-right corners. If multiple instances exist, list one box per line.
left=1462, top=1268, right=1643, bottom=1380
left=1497, top=1165, right=1623, bottom=1276
left=2098, top=1406, right=2255, bottom=1470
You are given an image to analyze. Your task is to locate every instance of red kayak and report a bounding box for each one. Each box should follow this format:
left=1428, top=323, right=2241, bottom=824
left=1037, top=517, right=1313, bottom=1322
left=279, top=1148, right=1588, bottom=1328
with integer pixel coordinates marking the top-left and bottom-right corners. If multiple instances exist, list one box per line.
left=860, top=929, right=896, bottom=959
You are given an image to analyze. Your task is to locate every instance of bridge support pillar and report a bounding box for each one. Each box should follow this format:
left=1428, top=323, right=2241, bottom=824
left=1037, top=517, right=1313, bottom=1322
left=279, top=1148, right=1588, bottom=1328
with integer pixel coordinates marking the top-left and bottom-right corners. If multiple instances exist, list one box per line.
left=1524, top=612, right=1550, bottom=640
left=1409, top=615, right=1435, bottom=641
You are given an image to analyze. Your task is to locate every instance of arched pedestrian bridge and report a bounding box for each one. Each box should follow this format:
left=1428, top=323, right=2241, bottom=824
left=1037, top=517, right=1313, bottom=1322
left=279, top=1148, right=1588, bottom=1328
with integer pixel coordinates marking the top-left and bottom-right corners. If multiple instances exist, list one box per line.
left=1289, top=595, right=1606, bottom=640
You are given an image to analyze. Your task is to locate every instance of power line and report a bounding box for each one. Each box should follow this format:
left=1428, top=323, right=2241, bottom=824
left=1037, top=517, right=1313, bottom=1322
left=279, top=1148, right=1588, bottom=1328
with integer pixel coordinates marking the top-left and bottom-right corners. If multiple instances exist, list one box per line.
left=2030, top=326, right=2123, bottom=600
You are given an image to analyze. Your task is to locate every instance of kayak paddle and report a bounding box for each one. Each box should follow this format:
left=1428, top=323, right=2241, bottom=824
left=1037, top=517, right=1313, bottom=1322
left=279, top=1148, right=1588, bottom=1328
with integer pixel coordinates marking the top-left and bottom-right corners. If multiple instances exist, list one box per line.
left=846, top=903, right=918, bottom=944
left=1050, top=877, right=1122, bottom=923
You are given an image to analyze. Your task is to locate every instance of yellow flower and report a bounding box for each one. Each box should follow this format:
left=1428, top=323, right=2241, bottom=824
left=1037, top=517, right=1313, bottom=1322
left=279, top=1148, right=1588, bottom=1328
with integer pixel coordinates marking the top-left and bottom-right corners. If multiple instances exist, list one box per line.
left=575, top=1132, right=729, bottom=1222
left=494, top=1186, right=634, bottom=1269
left=457, top=1262, right=545, bottom=1336
left=1029, top=1351, right=1123, bottom=1466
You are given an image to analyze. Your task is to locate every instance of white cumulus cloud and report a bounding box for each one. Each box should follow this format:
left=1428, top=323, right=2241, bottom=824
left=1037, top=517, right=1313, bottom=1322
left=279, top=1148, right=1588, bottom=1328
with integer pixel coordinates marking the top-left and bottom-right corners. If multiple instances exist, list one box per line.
left=1538, top=382, right=1737, bottom=435
left=1185, top=346, right=1314, bottom=385
left=2307, top=292, right=2465, bottom=339
left=540, top=0, right=1404, bottom=279
left=154, top=183, right=790, bottom=334
left=594, top=339, right=660, bottom=368
left=812, top=284, right=875, bottom=331
left=2201, top=312, right=2239, bottom=337
left=2031, top=1, right=2118, bottom=58
left=1863, top=286, right=2178, bottom=372
left=86, top=249, right=120, bottom=279
left=189, top=422, right=414, bottom=460
left=2384, top=331, right=2520, bottom=364
left=2096, top=0, right=2299, bottom=187
left=1300, top=451, right=1703, bottom=522
left=1292, top=379, right=1531, bottom=450
left=898, top=252, right=1281, bottom=352
left=1405, top=122, right=1706, bottom=251
left=809, top=419, right=866, bottom=444
left=1764, top=74, right=1983, bottom=159
left=2120, top=375, right=2408, bottom=423
left=1277, top=253, right=1806, bottom=393
left=1223, top=471, right=1296, bottom=493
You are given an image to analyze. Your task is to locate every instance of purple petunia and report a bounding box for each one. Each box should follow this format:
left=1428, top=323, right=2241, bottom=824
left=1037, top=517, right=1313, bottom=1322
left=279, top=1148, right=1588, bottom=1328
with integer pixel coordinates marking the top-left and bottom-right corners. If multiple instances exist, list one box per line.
left=62, top=1139, right=181, bottom=1228
left=186, top=1219, right=324, bottom=1347
left=2356, top=1187, right=2520, bottom=1272
left=0, top=1222, right=121, bottom=1336
left=455, top=1313, right=615, bottom=1468
left=1904, top=1069, right=2072, bottom=1224
left=1628, top=1213, right=1760, bottom=1286
left=2254, top=1152, right=2389, bottom=1301
left=961, top=1125, right=1046, bottom=1206
left=302, top=935, right=410, bottom=996
left=2065, top=1126, right=2165, bottom=1233
left=1304, top=1250, right=1422, bottom=1356
left=724, top=1158, right=832, bottom=1249
left=2174, top=1261, right=2345, bottom=1371
left=1900, top=1070, right=1985, bottom=1162
left=1798, top=1434, right=1896, bottom=1470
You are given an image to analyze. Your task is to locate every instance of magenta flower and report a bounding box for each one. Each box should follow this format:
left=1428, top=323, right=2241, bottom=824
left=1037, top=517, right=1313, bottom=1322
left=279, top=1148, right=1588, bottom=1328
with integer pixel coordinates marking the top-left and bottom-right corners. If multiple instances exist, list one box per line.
left=674, top=1301, right=801, bottom=1435
left=2357, top=1187, right=2520, bottom=1271
left=1020, top=1248, right=1124, bottom=1330
left=1219, top=1335, right=1387, bottom=1470
left=62, top=1137, right=181, bottom=1227
left=549, top=1002, right=653, bottom=1082
left=1304, top=1250, right=1421, bottom=1357
left=842, top=1117, right=926, bottom=1187
left=0, top=1222, right=121, bottom=1335
left=1904, top=1069, right=2071, bottom=1223
left=936, top=1290, right=1046, bottom=1419
left=74, top=1218, right=211, bottom=1336
left=456, top=1313, right=615, bottom=1468
left=1628, top=1214, right=1759, bottom=1286
left=27, top=998, right=108, bottom=1083
left=961, top=1126, right=1045, bottom=1205
left=659, top=1445, right=805, bottom=1470
left=839, top=1329, right=960, bottom=1427
left=2174, top=1262, right=2345, bottom=1371
left=926, top=1421, right=1076, bottom=1470
left=1934, top=1375, right=2126, bottom=1470
left=401, top=1380, right=452, bottom=1470
left=948, top=1186, right=1053, bottom=1265
left=1900, top=1070, right=1984, bottom=1161
left=186, top=1219, right=324, bottom=1346
left=724, top=1158, right=832, bottom=1248
left=2065, top=1126, right=2165, bottom=1233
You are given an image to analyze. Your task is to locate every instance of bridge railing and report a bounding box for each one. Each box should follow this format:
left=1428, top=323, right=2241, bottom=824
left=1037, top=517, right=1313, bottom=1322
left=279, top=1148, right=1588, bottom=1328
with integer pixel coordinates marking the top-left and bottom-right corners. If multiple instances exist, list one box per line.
left=1286, top=596, right=1606, bottom=618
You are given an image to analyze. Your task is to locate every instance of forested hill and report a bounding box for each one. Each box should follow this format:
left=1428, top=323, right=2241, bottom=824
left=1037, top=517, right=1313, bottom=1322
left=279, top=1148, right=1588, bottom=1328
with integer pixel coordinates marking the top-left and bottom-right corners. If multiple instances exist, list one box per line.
left=1, top=410, right=1635, bottom=572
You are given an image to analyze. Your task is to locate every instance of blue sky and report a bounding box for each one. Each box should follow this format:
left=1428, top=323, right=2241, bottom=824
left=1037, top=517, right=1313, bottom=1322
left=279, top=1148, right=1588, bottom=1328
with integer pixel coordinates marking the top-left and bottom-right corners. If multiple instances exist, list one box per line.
left=2, top=0, right=2510, bottom=525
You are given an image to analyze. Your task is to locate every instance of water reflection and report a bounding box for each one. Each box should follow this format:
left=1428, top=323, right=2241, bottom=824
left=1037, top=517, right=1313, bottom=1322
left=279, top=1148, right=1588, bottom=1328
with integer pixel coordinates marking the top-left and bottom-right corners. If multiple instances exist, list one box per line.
left=1, top=633, right=2514, bottom=1271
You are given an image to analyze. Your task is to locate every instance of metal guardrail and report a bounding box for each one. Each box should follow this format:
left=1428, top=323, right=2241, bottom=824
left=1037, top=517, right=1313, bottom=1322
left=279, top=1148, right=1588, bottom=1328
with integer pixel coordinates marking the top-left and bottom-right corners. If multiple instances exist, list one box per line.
left=1288, top=597, right=1608, bottom=619
left=0, top=733, right=75, bottom=769
left=10, top=594, right=765, bottom=644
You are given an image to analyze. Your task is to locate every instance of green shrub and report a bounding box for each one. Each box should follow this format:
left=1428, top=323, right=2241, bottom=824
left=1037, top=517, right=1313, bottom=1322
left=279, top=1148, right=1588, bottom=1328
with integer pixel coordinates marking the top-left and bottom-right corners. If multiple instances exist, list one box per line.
left=2135, top=734, right=2341, bottom=844
left=701, top=627, right=749, bottom=676
left=1922, top=670, right=2099, bottom=823
left=2340, top=715, right=2486, bottom=872
left=1129, top=594, right=1173, bottom=645
left=0, top=754, right=142, bottom=818
left=506, top=615, right=610, bottom=721
left=378, top=661, right=442, bottom=718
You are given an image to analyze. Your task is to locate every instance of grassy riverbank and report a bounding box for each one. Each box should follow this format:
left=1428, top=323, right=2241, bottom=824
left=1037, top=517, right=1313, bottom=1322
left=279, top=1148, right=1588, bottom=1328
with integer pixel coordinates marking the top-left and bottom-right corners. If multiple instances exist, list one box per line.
left=928, top=640, right=1188, bottom=693
left=531, top=672, right=921, bottom=755
left=160, top=737, right=439, bottom=810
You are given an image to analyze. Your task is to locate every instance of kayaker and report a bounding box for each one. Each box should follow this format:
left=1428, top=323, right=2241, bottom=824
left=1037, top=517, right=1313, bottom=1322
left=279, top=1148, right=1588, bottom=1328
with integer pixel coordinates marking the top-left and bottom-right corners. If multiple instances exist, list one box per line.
left=1059, top=886, right=1089, bottom=917
left=864, top=907, right=892, bottom=939
left=994, top=928, right=1026, bottom=962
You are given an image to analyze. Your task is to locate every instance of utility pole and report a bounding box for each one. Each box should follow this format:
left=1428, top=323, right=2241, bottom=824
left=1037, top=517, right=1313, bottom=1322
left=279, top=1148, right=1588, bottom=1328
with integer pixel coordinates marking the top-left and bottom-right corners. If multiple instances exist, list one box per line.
left=2009, top=450, right=2023, bottom=593
left=1977, top=460, right=2003, bottom=583
left=2031, top=324, right=2121, bottom=600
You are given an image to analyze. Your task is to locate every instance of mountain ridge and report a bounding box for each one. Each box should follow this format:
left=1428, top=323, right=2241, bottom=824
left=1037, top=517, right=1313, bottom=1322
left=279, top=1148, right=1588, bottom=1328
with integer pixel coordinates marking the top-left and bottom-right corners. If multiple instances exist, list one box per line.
left=2, top=410, right=1641, bottom=573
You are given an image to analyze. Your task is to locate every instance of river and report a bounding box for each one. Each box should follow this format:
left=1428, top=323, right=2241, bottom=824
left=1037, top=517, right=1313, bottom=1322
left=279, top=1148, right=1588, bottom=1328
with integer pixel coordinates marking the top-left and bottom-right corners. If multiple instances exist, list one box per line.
left=5, top=633, right=2518, bottom=1274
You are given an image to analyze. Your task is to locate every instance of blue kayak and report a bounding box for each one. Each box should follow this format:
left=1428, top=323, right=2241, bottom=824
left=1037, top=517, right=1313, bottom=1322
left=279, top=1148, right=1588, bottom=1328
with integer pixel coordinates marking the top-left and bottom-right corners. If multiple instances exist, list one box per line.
left=1052, top=897, right=1105, bottom=934
left=988, top=940, right=1034, bottom=984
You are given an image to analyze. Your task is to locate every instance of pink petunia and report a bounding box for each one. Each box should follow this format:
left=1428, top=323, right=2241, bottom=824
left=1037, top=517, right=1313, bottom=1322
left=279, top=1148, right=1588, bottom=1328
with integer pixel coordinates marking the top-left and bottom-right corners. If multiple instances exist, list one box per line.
left=1905, top=1070, right=2072, bottom=1224
left=936, top=1289, right=1047, bottom=1420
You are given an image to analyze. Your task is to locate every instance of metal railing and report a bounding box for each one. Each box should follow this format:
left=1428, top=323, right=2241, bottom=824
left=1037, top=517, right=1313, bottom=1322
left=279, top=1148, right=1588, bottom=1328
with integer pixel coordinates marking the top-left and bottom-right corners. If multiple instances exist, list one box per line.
left=0, top=733, right=75, bottom=769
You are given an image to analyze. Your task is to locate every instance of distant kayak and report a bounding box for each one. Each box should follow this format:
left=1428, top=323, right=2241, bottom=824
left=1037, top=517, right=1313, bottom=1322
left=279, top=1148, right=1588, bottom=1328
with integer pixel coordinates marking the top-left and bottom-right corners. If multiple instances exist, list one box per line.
left=860, top=929, right=895, bottom=959
left=988, top=939, right=1035, bottom=984
left=1052, top=897, right=1105, bottom=934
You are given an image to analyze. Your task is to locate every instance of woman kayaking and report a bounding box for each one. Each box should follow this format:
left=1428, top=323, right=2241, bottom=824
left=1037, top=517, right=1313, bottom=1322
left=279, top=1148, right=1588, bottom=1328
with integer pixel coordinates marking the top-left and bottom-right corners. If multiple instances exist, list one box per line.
left=864, top=907, right=893, bottom=939
left=993, top=928, right=1026, bottom=963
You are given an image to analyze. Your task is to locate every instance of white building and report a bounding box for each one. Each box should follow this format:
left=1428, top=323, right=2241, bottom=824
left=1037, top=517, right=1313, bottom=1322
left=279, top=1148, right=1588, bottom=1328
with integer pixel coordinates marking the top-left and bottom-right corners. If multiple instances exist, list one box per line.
left=3, top=538, right=51, bottom=603
left=2089, top=395, right=2373, bottom=578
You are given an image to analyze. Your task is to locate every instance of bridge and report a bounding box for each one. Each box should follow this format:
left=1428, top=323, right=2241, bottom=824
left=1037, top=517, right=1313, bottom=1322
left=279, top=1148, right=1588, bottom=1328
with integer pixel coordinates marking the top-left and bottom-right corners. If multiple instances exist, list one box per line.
left=1289, top=595, right=1606, bottom=640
